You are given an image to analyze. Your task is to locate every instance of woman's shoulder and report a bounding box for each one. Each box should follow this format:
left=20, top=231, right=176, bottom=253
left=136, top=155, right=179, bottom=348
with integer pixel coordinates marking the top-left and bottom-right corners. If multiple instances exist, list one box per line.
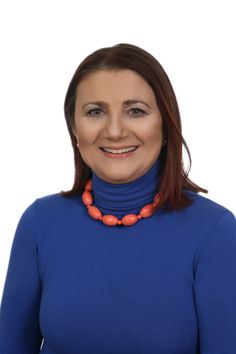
left=20, top=192, right=83, bottom=223
left=35, top=192, right=82, bottom=208
left=186, top=190, right=233, bottom=211
left=183, top=190, right=235, bottom=227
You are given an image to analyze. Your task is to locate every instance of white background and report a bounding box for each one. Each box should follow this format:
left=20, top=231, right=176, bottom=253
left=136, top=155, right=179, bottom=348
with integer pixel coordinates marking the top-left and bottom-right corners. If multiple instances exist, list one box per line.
left=0, top=0, right=235, bottom=301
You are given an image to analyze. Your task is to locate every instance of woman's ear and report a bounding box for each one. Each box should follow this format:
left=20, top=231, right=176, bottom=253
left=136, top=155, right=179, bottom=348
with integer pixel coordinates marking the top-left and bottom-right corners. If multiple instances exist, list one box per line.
left=72, top=128, right=79, bottom=148
left=71, top=126, right=76, bottom=137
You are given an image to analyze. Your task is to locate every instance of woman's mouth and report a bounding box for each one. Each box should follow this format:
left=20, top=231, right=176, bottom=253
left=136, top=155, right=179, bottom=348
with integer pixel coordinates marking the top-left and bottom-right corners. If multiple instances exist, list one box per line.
left=100, top=146, right=139, bottom=158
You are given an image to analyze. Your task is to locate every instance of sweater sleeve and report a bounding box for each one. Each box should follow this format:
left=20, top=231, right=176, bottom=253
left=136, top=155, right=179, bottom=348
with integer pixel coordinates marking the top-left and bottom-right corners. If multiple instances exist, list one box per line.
left=194, top=209, right=236, bottom=354
left=0, top=202, right=43, bottom=353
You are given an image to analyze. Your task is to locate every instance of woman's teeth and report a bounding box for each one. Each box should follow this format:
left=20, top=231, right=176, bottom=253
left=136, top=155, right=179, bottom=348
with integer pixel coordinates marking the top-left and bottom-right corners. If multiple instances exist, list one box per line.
left=101, top=146, right=137, bottom=154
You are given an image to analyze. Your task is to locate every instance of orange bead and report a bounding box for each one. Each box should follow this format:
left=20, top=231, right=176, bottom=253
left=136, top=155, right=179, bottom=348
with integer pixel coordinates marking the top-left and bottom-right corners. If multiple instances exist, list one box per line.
left=102, top=215, right=118, bottom=226
left=140, top=204, right=154, bottom=218
left=82, top=190, right=93, bottom=205
left=88, top=206, right=102, bottom=220
left=121, top=214, right=138, bottom=226
left=85, top=179, right=92, bottom=191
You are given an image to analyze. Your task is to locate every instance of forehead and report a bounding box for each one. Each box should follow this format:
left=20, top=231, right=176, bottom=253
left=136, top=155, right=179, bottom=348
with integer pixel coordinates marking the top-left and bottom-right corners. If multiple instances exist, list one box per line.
left=75, top=69, right=156, bottom=104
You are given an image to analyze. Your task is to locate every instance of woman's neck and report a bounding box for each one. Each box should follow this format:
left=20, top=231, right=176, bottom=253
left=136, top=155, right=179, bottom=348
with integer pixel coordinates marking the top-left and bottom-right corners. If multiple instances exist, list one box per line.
left=91, top=158, right=160, bottom=218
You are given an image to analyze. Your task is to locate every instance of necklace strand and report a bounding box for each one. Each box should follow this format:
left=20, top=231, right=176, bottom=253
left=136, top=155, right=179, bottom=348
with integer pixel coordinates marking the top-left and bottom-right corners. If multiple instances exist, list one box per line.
left=82, top=179, right=160, bottom=226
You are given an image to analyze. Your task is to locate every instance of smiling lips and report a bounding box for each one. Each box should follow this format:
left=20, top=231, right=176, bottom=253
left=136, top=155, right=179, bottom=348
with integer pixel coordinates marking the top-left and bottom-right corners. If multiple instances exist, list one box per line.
left=100, top=146, right=138, bottom=154
left=100, top=146, right=139, bottom=158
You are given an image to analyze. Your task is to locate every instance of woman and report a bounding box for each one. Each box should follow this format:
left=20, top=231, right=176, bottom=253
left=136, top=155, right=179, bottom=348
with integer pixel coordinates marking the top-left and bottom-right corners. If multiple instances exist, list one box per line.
left=0, top=43, right=235, bottom=354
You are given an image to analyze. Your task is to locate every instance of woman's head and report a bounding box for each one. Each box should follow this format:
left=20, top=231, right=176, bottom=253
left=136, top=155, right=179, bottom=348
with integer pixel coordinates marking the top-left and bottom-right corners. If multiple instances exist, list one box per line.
left=63, top=43, right=207, bottom=209
left=72, top=69, right=163, bottom=184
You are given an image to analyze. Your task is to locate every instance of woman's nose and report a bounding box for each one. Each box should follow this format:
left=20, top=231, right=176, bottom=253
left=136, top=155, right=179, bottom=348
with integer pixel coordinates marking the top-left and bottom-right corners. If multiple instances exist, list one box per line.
left=102, top=115, right=129, bottom=140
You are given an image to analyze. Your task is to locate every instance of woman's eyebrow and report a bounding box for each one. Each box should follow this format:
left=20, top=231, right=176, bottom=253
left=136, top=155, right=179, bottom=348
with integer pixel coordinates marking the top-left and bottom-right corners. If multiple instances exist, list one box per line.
left=123, top=99, right=151, bottom=108
left=82, top=99, right=151, bottom=109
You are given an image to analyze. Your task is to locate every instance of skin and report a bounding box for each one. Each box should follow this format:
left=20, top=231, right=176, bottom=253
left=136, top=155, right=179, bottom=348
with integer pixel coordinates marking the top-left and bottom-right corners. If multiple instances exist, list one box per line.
left=73, top=69, right=163, bottom=184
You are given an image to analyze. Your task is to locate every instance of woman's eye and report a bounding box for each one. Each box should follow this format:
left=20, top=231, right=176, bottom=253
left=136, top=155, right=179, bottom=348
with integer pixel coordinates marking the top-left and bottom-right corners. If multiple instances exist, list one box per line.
left=87, top=108, right=104, bottom=117
left=129, top=108, right=146, bottom=117
left=86, top=107, right=146, bottom=118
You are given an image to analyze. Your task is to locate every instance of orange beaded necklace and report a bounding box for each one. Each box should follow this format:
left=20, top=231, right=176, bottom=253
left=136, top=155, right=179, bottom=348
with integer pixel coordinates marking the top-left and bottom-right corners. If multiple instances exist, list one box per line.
left=82, top=179, right=160, bottom=226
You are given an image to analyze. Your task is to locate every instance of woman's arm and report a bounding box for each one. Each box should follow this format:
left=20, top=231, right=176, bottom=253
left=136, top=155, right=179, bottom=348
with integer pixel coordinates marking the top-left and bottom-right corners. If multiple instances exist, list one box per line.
left=194, top=209, right=236, bottom=353
left=0, top=202, right=43, bottom=353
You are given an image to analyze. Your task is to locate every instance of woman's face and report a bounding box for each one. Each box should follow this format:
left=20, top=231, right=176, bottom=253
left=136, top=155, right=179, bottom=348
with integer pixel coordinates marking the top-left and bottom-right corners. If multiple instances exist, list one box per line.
left=73, top=69, right=163, bottom=184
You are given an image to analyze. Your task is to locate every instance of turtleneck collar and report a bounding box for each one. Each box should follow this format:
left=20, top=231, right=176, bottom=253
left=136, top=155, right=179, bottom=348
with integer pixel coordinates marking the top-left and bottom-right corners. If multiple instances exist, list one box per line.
left=91, top=158, right=160, bottom=218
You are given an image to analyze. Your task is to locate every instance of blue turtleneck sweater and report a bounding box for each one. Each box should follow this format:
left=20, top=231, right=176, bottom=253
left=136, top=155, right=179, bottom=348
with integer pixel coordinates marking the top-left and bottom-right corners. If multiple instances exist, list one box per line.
left=0, top=159, right=236, bottom=354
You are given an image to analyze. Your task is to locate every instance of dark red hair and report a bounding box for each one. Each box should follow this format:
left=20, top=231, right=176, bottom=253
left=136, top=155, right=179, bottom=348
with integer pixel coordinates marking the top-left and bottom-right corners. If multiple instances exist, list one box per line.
left=61, top=43, right=207, bottom=210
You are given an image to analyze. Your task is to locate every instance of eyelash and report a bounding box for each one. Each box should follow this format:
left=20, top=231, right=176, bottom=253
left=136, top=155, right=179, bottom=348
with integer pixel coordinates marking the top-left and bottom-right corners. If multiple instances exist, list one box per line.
left=86, top=108, right=146, bottom=118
